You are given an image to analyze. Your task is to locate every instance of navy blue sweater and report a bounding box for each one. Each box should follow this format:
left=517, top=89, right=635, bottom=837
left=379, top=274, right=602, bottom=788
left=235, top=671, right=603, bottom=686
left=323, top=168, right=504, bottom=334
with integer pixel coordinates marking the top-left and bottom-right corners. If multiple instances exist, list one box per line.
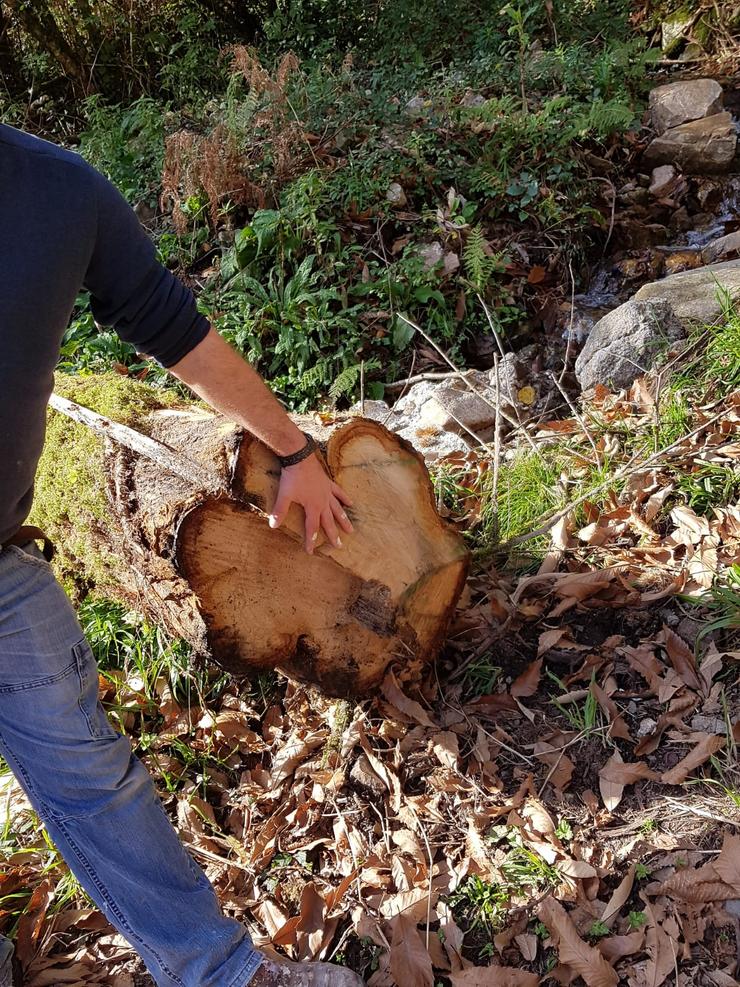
left=0, top=123, right=209, bottom=543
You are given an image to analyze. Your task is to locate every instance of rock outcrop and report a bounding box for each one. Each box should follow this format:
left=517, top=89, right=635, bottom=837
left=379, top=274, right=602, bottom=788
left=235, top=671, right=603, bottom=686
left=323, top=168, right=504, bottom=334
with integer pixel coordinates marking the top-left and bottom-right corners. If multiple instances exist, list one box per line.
left=648, top=79, right=724, bottom=134
left=643, top=112, right=737, bottom=174
left=575, top=299, right=686, bottom=392
left=633, top=258, right=740, bottom=324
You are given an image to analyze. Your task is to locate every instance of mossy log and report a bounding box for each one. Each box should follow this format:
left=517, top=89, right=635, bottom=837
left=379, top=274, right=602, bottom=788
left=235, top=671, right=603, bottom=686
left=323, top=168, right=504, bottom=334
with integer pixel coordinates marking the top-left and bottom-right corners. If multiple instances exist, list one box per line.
left=34, top=375, right=470, bottom=696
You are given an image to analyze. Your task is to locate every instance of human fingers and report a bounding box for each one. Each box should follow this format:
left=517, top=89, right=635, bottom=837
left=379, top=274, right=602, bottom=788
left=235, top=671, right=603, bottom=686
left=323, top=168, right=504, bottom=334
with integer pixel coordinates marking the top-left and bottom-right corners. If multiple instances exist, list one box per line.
left=304, top=508, right=321, bottom=554
left=321, top=508, right=342, bottom=549
left=331, top=496, right=354, bottom=534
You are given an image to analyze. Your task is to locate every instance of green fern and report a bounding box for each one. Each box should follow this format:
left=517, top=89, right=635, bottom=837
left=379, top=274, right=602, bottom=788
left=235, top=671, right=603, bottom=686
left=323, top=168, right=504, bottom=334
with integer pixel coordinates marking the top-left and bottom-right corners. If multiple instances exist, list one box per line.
left=329, top=358, right=381, bottom=404
left=573, top=98, right=636, bottom=139
left=464, top=225, right=503, bottom=293
left=299, top=362, right=328, bottom=393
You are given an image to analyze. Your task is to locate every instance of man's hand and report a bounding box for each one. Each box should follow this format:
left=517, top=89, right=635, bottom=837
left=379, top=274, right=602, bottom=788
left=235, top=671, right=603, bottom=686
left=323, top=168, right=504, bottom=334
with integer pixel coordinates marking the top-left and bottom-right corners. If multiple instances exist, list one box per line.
left=169, top=329, right=355, bottom=554
left=269, top=454, right=353, bottom=553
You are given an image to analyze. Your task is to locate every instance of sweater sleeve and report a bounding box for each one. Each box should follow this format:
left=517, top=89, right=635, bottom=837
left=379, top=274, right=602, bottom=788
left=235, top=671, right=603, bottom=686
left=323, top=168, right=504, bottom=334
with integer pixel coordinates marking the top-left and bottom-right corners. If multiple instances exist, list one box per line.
left=83, top=168, right=210, bottom=367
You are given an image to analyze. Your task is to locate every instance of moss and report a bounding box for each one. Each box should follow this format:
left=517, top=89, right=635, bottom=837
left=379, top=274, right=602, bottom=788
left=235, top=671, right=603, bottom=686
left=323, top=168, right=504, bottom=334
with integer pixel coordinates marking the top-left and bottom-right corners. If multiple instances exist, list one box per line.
left=30, top=374, right=183, bottom=593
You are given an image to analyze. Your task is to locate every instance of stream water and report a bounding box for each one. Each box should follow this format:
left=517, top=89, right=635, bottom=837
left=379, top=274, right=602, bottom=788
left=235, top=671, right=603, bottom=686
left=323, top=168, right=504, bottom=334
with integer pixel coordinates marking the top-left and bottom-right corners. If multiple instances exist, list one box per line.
left=566, top=173, right=740, bottom=343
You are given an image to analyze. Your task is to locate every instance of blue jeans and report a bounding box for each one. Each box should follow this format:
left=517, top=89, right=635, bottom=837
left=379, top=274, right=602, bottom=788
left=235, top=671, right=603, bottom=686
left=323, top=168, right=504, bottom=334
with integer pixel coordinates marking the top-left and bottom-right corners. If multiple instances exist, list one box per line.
left=0, top=543, right=263, bottom=986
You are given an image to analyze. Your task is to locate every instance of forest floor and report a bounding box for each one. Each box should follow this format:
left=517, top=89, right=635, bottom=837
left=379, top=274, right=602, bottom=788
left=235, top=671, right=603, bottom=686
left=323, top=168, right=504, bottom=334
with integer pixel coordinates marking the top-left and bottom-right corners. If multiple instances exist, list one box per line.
left=1, top=11, right=740, bottom=987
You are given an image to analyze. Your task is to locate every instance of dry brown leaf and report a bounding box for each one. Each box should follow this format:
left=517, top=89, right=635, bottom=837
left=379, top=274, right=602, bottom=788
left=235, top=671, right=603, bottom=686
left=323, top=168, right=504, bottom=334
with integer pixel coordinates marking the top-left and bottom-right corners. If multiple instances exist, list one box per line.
left=511, top=659, right=543, bottom=698
left=599, top=751, right=656, bottom=811
left=382, top=671, right=436, bottom=728
left=590, top=682, right=632, bottom=742
left=598, top=930, right=644, bottom=962
left=627, top=904, right=675, bottom=987
left=533, top=738, right=575, bottom=793
left=538, top=896, right=618, bottom=987
left=656, top=626, right=702, bottom=692
left=515, top=933, right=538, bottom=962
left=601, top=865, right=635, bottom=928
left=389, top=913, right=434, bottom=987
left=660, top=732, right=725, bottom=785
left=450, top=968, right=540, bottom=986
left=432, top=731, right=460, bottom=770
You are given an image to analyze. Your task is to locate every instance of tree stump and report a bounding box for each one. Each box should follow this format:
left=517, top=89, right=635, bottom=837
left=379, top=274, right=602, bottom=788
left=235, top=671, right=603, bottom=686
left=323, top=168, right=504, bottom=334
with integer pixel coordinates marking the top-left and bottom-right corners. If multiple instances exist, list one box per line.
left=34, top=376, right=469, bottom=696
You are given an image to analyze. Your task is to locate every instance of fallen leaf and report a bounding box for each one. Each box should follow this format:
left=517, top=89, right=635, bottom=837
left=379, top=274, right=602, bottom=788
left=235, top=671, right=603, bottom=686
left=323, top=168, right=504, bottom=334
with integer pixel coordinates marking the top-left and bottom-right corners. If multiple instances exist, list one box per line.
left=660, top=732, right=725, bottom=785
left=599, top=751, right=656, bottom=811
left=538, top=896, right=618, bottom=987
left=511, top=659, right=542, bottom=698
left=389, top=912, right=434, bottom=987
left=382, top=671, right=436, bottom=728
left=450, top=968, right=540, bottom=986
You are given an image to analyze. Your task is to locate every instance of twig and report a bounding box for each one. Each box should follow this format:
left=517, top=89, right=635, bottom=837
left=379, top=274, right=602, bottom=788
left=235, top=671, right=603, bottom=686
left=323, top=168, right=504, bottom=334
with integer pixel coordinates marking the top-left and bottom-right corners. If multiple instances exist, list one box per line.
left=547, top=370, right=602, bottom=469
left=477, top=296, right=540, bottom=453
left=559, top=256, right=577, bottom=386
left=397, top=314, right=539, bottom=453
left=49, top=393, right=221, bottom=492
left=491, top=355, right=502, bottom=538
left=586, top=176, right=617, bottom=254
left=384, top=369, right=475, bottom=392
left=662, top=796, right=739, bottom=828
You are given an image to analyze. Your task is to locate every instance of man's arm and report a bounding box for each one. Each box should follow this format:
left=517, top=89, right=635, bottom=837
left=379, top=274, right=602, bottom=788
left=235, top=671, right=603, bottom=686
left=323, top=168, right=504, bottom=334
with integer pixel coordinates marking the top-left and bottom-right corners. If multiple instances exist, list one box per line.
left=169, top=327, right=353, bottom=553
left=82, top=167, right=351, bottom=554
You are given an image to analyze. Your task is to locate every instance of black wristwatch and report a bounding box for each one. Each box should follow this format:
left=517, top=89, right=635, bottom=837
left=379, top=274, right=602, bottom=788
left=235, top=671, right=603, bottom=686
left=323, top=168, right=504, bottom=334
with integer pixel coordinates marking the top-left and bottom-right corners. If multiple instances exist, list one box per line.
left=277, top=431, right=318, bottom=469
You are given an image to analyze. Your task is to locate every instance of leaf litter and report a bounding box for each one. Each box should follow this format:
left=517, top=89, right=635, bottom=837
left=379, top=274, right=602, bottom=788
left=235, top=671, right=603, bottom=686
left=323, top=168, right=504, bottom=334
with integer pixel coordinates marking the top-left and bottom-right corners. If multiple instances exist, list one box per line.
left=1, top=374, right=739, bottom=985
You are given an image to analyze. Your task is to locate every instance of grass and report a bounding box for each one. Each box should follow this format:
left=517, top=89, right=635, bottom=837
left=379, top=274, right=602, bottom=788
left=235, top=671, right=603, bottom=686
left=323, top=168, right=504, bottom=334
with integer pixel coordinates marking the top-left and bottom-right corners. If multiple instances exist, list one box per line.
left=548, top=673, right=607, bottom=741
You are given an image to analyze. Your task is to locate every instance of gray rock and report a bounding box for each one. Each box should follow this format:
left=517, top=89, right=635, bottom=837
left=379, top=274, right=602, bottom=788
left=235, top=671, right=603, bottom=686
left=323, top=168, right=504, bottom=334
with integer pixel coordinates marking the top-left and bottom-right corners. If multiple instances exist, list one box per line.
left=637, top=717, right=658, bottom=739
left=395, top=358, right=520, bottom=437
left=634, top=258, right=740, bottom=324
left=643, top=112, right=737, bottom=174
left=575, top=299, right=686, bottom=392
left=396, top=423, right=472, bottom=463
left=348, top=400, right=391, bottom=423
left=405, top=95, right=428, bottom=116
left=461, top=92, right=486, bottom=108
left=689, top=714, right=726, bottom=734
left=386, top=182, right=407, bottom=207
left=649, top=79, right=724, bottom=135
left=649, top=164, right=678, bottom=197
left=661, top=10, right=695, bottom=56
left=701, top=231, right=740, bottom=265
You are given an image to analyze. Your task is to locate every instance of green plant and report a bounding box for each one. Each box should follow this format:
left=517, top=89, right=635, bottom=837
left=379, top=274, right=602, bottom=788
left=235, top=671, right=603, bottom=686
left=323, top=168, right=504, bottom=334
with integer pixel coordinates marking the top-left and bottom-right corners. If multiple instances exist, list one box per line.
left=589, top=920, right=610, bottom=938
left=449, top=875, right=509, bottom=936
left=549, top=672, right=605, bottom=739
left=628, top=910, right=648, bottom=930
left=79, top=96, right=166, bottom=202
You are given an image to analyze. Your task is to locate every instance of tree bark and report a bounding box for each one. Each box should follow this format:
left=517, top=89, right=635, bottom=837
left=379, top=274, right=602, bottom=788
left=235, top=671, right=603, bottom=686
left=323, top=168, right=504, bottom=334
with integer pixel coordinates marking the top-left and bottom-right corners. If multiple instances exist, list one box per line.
left=36, top=377, right=469, bottom=696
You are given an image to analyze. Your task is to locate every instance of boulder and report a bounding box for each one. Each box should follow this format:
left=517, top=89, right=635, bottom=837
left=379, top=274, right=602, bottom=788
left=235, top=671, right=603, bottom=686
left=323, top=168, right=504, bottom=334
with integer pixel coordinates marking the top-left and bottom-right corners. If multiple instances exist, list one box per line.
left=701, top=231, right=740, bottom=265
left=634, top=258, right=740, bottom=324
left=575, top=299, right=686, bottom=392
left=648, top=79, right=724, bottom=134
left=643, top=112, right=737, bottom=174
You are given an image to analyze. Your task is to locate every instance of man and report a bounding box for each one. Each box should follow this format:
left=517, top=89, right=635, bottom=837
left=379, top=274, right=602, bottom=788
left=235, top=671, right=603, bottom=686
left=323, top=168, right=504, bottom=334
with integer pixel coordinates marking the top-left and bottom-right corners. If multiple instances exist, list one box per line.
left=0, top=122, right=366, bottom=986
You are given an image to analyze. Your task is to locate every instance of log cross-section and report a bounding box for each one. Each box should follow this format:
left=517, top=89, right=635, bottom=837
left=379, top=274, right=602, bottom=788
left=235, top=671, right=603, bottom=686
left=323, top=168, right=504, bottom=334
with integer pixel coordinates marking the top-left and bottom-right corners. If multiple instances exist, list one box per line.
left=44, top=386, right=470, bottom=696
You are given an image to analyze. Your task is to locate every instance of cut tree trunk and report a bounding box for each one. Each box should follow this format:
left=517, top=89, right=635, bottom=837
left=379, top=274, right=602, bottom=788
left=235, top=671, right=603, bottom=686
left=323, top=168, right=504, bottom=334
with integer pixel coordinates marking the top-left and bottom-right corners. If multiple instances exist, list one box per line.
left=37, top=376, right=469, bottom=696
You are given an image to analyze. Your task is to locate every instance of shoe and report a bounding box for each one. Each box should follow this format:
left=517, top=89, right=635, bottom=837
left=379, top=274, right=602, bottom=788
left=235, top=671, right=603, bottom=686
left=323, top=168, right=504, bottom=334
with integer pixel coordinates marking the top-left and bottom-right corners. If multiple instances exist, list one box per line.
left=249, top=953, right=365, bottom=986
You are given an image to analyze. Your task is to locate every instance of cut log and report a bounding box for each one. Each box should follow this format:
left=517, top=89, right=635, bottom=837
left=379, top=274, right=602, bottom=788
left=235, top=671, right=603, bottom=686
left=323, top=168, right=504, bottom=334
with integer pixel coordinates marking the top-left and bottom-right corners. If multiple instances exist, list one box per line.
left=34, top=375, right=469, bottom=696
